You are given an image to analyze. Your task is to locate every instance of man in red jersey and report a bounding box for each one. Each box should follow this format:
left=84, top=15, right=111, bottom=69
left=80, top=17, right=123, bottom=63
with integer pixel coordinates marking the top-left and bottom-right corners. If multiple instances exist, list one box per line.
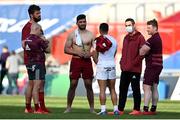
left=24, top=23, right=49, bottom=113
left=22, top=4, right=50, bottom=113
left=140, top=19, right=163, bottom=115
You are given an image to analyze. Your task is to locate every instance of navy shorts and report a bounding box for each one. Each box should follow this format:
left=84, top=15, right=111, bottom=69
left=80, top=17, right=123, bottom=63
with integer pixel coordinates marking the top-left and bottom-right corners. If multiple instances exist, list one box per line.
left=26, top=64, right=46, bottom=80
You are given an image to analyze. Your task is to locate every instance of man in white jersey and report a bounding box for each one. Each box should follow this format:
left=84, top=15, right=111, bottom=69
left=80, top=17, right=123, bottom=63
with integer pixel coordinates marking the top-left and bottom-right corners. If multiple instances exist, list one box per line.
left=94, top=23, right=119, bottom=115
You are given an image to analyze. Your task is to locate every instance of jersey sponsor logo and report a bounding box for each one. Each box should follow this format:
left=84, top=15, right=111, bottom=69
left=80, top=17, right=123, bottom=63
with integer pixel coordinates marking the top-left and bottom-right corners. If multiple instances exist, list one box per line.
left=25, top=44, right=30, bottom=51
left=132, top=75, right=136, bottom=79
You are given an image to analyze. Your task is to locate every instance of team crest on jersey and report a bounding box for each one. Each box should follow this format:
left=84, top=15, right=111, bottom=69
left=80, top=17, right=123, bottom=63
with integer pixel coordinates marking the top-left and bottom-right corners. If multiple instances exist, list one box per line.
left=25, top=44, right=31, bottom=51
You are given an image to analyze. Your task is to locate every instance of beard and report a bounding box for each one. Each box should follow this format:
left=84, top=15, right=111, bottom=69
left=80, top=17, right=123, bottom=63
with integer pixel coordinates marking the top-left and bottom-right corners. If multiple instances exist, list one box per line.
left=78, top=25, right=86, bottom=30
left=33, top=17, right=41, bottom=22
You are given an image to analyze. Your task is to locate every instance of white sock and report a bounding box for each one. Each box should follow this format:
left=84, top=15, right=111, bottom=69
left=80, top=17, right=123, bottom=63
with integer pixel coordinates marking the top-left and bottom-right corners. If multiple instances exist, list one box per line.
left=114, top=105, right=118, bottom=112
left=101, top=105, right=106, bottom=112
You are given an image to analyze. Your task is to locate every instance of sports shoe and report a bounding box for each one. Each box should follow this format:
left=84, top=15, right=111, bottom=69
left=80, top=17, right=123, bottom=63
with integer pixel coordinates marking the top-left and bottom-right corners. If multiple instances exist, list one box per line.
left=119, top=111, right=124, bottom=115
left=42, top=108, right=51, bottom=114
left=34, top=108, right=44, bottom=114
left=129, top=110, right=142, bottom=115
left=143, top=111, right=156, bottom=115
left=24, top=108, right=34, bottom=113
left=114, top=110, right=120, bottom=115
left=108, top=110, right=123, bottom=115
left=97, top=111, right=107, bottom=115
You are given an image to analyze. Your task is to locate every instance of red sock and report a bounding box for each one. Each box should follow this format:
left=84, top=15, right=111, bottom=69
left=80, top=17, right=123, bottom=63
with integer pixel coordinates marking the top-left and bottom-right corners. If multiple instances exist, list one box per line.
left=34, top=104, right=40, bottom=111
left=26, top=103, right=31, bottom=109
left=39, top=92, right=46, bottom=109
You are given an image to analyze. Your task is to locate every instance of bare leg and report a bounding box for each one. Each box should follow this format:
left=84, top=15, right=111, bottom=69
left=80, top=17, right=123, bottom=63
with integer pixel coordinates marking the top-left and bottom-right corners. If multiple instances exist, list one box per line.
left=98, top=80, right=107, bottom=112
left=32, top=80, right=41, bottom=104
left=64, top=79, right=78, bottom=113
left=107, top=79, right=117, bottom=106
left=143, top=84, right=152, bottom=111
left=107, top=79, right=118, bottom=112
left=25, top=81, right=33, bottom=107
left=150, top=83, right=158, bottom=112
left=32, top=80, right=41, bottom=111
left=84, top=79, right=94, bottom=113
left=151, top=83, right=158, bottom=106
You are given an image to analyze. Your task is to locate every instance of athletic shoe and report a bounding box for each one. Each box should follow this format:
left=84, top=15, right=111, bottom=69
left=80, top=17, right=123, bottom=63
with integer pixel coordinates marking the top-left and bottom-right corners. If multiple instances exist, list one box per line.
left=107, top=111, right=114, bottom=115
left=97, top=111, right=107, bottom=115
left=129, top=110, right=142, bottom=115
left=119, top=111, right=124, bottom=115
left=108, top=111, right=124, bottom=115
left=24, top=108, right=34, bottom=113
left=34, top=108, right=44, bottom=114
left=143, top=111, right=157, bottom=115
left=114, top=110, right=120, bottom=115
left=42, top=108, right=51, bottom=114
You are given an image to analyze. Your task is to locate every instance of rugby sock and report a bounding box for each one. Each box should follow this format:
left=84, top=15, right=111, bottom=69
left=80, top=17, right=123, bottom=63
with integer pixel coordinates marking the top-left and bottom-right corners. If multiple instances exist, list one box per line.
left=143, top=106, right=149, bottom=112
left=34, top=104, right=40, bottom=111
left=39, top=92, right=46, bottom=109
left=150, top=105, right=157, bottom=112
left=113, top=105, right=118, bottom=112
left=26, top=103, right=31, bottom=109
left=101, top=105, right=106, bottom=112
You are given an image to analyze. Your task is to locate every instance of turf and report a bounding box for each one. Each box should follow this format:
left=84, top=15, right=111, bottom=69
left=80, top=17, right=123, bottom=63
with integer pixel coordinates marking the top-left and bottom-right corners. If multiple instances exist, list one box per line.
left=0, top=95, right=180, bottom=119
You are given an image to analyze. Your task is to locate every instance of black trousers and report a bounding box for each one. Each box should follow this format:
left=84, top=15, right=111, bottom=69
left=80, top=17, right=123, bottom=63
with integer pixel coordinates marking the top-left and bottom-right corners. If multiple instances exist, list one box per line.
left=0, top=69, right=7, bottom=94
left=118, top=71, right=141, bottom=111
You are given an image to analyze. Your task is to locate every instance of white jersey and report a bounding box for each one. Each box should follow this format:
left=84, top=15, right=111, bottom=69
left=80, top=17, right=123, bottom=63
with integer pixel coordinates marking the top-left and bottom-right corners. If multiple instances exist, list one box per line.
left=97, top=35, right=117, bottom=67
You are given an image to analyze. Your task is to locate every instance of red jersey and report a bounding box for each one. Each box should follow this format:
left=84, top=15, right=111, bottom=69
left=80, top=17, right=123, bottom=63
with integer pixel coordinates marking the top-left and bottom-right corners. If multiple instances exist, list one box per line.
left=22, top=22, right=32, bottom=65
left=120, top=31, right=145, bottom=73
left=145, top=32, right=163, bottom=68
left=24, top=34, right=49, bottom=65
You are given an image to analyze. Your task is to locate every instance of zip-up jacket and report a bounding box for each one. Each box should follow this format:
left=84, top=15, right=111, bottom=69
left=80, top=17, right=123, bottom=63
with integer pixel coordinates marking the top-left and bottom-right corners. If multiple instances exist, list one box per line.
left=120, top=31, right=145, bottom=73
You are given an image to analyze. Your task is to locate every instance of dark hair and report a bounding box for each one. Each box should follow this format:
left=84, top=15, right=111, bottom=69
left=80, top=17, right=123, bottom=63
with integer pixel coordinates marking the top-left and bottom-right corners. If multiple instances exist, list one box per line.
left=2, top=45, right=8, bottom=49
left=11, top=50, right=16, bottom=55
left=125, top=18, right=135, bottom=25
left=99, top=23, right=109, bottom=33
left=76, top=14, right=86, bottom=22
left=147, top=19, right=158, bottom=30
left=28, top=4, right=41, bottom=16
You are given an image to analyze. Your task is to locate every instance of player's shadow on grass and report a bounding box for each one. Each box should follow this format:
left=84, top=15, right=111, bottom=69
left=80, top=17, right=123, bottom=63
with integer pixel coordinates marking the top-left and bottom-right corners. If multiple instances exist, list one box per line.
left=0, top=105, right=179, bottom=119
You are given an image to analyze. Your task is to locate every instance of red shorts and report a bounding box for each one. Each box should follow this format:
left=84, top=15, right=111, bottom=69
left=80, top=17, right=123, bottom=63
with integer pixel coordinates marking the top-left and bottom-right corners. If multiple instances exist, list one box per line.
left=143, top=67, right=162, bottom=86
left=69, top=57, right=93, bottom=80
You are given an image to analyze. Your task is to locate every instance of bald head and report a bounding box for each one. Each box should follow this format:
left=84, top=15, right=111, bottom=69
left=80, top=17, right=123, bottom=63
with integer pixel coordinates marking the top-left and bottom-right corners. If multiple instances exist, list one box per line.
left=30, top=23, right=42, bottom=36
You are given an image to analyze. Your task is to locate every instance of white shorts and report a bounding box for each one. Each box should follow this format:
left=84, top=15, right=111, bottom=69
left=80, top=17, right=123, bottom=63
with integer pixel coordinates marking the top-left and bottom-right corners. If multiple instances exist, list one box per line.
left=96, top=66, right=116, bottom=80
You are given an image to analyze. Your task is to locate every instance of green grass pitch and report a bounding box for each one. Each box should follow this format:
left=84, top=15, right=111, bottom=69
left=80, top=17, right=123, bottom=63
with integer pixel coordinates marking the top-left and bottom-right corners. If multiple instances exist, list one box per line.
left=0, top=95, right=180, bottom=119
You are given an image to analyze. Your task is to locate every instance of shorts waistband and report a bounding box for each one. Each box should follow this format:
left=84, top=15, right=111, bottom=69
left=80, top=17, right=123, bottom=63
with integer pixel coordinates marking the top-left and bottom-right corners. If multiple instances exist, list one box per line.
left=72, top=56, right=91, bottom=60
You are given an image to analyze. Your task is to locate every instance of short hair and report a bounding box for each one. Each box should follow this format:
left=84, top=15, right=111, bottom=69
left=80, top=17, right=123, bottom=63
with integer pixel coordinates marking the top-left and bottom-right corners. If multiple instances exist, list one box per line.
left=76, top=14, right=86, bottom=22
left=28, top=4, right=41, bottom=15
left=99, top=23, right=109, bottom=33
left=2, top=45, right=8, bottom=50
left=147, top=19, right=158, bottom=30
left=125, top=18, right=135, bottom=25
left=11, top=50, right=16, bottom=55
